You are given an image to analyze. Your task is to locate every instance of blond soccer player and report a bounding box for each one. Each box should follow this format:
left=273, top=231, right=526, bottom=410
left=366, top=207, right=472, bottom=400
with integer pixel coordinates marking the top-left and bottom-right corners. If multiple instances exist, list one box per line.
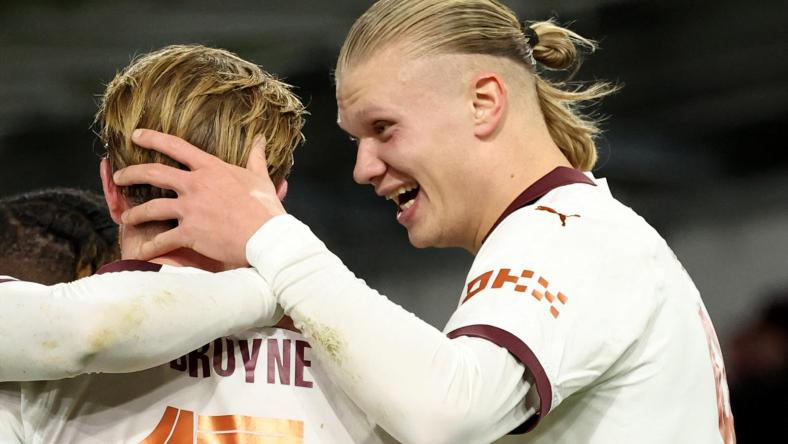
left=2, top=45, right=389, bottom=443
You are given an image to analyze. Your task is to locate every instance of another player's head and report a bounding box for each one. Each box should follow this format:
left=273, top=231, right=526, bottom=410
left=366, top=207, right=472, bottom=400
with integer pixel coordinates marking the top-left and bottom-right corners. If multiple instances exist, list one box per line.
left=95, top=45, right=306, bottom=264
left=96, top=44, right=306, bottom=207
left=0, top=188, right=119, bottom=284
left=335, top=0, right=614, bottom=252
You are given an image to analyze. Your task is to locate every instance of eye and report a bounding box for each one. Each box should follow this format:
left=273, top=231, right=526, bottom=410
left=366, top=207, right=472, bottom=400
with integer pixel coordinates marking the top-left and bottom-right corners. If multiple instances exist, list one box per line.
left=373, top=120, right=391, bottom=136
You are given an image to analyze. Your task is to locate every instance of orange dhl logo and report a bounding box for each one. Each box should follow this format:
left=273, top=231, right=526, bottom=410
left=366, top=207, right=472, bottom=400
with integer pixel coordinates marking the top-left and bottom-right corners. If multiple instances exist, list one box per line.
left=463, top=268, right=569, bottom=318
left=140, top=406, right=303, bottom=444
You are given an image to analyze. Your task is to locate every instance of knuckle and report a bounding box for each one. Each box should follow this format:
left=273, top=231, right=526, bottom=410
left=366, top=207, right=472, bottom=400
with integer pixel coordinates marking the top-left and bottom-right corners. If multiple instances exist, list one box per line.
left=150, top=164, right=166, bottom=180
left=142, top=203, right=154, bottom=218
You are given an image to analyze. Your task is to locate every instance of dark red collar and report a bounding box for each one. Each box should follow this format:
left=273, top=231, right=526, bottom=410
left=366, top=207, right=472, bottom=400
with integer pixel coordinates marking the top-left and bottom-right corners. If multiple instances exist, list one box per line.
left=484, top=167, right=595, bottom=241
left=96, top=260, right=163, bottom=274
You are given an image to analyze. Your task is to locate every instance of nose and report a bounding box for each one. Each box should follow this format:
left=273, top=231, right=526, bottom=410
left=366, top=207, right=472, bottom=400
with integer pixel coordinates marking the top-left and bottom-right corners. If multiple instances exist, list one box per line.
left=353, top=139, right=386, bottom=185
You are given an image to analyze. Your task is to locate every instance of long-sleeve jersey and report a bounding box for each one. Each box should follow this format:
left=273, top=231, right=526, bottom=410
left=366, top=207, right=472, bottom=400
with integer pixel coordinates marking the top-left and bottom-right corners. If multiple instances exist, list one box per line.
left=0, top=265, right=282, bottom=382
left=245, top=168, right=733, bottom=444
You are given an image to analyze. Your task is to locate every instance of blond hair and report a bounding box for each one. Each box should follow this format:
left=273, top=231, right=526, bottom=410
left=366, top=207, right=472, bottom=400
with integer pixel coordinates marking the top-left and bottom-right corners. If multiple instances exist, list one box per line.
left=336, top=0, right=616, bottom=171
left=96, top=44, right=306, bottom=204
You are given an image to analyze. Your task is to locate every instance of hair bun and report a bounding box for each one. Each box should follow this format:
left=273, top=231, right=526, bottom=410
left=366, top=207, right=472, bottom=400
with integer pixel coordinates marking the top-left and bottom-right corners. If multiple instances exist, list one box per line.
left=530, top=20, right=594, bottom=71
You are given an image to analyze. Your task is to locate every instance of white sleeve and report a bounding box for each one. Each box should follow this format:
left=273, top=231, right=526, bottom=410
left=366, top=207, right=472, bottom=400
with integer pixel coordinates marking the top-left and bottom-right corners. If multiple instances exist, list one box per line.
left=247, top=215, right=536, bottom=444
left=0, top=268, right=281, bottom=382
left=0, top=382, right=22, bottom=443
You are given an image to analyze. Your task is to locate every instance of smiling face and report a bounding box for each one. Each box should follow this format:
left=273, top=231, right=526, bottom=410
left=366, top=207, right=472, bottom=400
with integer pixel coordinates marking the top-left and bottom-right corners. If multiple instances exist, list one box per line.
left=336, top=47, right=493, bottom=251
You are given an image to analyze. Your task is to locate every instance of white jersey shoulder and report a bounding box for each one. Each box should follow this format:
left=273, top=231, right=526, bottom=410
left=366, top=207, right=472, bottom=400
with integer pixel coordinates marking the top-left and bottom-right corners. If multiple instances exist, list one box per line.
left=446, top=178, right=734, bottom=443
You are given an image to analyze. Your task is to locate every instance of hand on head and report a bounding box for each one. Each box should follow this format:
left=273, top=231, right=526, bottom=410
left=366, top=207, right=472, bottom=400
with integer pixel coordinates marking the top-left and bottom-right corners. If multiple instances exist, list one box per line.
left=113, top=129, right=287, bottom=265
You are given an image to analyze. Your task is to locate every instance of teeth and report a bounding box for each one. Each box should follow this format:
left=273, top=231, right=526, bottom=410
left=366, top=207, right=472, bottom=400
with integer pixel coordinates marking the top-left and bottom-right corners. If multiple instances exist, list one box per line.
left=386, top=185, right=416, bottom=201
left=400, top=199, right=415, bottom=211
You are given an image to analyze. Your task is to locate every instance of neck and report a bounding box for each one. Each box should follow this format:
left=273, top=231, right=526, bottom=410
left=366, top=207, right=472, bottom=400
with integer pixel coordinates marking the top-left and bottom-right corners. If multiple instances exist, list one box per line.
left=120, top=222, right=228, bottom=272
left=470, top=118, right=572, bottom=254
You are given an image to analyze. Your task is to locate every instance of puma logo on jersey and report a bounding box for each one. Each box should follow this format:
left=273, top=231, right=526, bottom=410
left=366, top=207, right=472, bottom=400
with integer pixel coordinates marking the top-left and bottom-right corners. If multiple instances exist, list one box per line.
left=536, top=205, right=579, bottom=226
left=140, top=406, right=304, bottom=443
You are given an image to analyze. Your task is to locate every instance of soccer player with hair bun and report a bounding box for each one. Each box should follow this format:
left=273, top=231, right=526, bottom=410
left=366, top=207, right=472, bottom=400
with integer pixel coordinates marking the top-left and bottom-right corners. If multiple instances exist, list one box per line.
left=116, top=1, right=736, bottom=443
left=2, top=1, right=735, bottom=442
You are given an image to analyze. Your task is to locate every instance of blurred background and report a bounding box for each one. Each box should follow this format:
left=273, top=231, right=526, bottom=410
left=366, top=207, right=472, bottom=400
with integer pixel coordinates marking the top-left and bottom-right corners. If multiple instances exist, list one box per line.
left=0, top=0, right=785, bottom=440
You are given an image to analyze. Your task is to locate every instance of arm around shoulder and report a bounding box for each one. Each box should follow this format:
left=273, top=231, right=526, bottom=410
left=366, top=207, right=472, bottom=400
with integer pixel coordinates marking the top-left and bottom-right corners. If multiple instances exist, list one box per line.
left=246, top=216, right=536, bottom=443
left=0, top=268, right=280, bottom=381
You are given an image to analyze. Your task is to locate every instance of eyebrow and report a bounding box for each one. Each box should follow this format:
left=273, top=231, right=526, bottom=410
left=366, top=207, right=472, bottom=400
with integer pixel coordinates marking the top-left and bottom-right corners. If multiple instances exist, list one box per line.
left=350, top=104, right=388, bottom=121
left=336, top=104, right=390, bottom=134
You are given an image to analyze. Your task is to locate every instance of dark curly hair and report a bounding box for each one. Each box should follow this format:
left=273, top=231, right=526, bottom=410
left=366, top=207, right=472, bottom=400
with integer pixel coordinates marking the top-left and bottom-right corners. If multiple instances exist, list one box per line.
left=0, top=188, right=119, bottom=284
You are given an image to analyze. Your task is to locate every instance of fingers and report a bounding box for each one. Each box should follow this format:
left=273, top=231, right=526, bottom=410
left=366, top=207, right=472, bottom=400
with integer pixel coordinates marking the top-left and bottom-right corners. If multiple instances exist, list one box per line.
left=135, top=227, right=189, bottom=261
left=113, top=163, right=189, bottom=193
left=131, top=129, right=216, bottom=170
left=121, top=198, right=180, bottom=226
left=246, top=135, right=269, bottom=176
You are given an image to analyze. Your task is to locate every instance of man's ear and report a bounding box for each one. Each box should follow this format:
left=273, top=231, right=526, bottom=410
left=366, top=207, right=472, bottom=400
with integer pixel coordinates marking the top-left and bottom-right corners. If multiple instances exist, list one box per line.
left=99, top=158, right=127, bottom=224
left=471, top=72, right=507, bottom=138
left=275, top=179, right=289, bottom=201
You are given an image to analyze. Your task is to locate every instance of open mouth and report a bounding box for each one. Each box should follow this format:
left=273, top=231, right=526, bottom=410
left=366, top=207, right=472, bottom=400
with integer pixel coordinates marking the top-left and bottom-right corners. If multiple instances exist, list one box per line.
left=386, top=184, right=420, bottom=213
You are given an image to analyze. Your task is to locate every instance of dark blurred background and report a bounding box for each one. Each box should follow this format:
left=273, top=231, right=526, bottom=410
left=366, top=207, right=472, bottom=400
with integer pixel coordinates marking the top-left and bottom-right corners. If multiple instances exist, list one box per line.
left=1, top=0, right=786, bottom=439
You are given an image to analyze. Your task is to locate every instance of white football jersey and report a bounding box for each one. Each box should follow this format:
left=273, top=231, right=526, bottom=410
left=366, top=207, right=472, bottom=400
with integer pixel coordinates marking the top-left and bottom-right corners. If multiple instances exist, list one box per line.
left=16, top=262, right=384, bottom=444
left=446, top=168, right=735, bottom=443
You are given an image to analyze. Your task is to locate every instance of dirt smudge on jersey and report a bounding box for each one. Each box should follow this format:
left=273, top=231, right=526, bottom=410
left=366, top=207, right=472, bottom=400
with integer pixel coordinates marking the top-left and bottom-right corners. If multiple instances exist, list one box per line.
left=40, top=340, right=58, bottom=350
left=154, top=290, right=177, bottom=308
left=89, top=327, right=114, bottom=354
left=87, top=297, right=146, bottom=353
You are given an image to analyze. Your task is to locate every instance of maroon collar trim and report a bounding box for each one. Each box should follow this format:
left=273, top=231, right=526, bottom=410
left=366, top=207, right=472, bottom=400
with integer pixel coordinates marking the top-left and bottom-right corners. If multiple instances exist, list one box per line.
left=96, top=260, right=163, bottom=275
left=484, top=167, right=595, bottom=241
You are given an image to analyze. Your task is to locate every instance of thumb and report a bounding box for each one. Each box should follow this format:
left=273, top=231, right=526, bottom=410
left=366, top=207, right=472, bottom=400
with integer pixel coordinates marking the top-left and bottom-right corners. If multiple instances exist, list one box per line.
left=247, top=135, right=269, bottom=176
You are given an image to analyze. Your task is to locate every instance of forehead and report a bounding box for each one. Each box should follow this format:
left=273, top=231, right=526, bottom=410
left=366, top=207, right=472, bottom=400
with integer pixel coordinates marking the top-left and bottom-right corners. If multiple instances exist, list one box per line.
left=337, top=48, right=407, bottom=97
left=336, top=50, right=469, bottom=125
left=336, top=51, right=405, bottom=127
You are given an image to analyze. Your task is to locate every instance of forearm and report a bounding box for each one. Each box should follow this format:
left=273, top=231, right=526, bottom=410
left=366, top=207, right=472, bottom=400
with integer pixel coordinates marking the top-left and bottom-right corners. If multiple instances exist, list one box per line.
left=0, top=268, right=280, bottom=381
left=247, top=216, right=533, bottom=443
